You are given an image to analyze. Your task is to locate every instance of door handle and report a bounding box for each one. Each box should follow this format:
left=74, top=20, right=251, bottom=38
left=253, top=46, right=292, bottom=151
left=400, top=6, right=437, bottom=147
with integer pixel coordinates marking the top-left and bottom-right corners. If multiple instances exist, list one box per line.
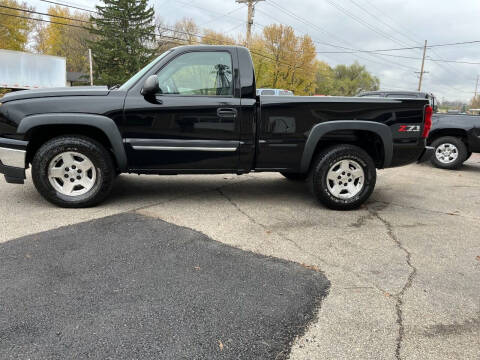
left=217, top=108, right=237, bottom=118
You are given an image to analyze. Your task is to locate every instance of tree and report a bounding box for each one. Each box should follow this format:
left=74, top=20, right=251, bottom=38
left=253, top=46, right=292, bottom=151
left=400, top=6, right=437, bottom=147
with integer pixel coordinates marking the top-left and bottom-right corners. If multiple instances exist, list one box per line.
left=35, top=6, right=93, bottom=73
left=201, top=29, right=235, bottom=46
left=470, top=95, right=480, bottom=109
left=314, top=61, right=334, bottom=95
left=333, top=62, right=379, bottom=96
left=0, top=0, right=35, bottom=51
left=314, top=61, right=379, bottom=96
left=250, top=24, right=317, bottom=95
left=155, top=17, right=199, bottom=52
left=89, top=0, right=156, bottom=86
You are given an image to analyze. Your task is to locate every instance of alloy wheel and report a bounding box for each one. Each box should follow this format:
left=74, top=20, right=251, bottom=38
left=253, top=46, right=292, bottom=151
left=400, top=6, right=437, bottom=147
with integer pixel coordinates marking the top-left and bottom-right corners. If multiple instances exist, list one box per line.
left=326, top=159, right=365, bottom=199
left=48, top=151, right=97, bottom=196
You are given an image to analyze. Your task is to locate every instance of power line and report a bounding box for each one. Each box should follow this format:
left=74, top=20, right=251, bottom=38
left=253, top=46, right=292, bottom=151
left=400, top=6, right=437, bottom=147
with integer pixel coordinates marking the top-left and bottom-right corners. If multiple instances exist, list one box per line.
left=321, top=0, right=415, bottom=49
left=0, top=10, right=86, bottom=29
left=199, top=5, right=245, bottom=28
left=353, top=0, right=477, bottom=94
left=316, top=40, right=480, bottom=54
left=0, top=4, right=91, bottom=24
left=265, top=2, right=477, bottom=95
left=345, top=0, right=428, bottom=53
left=175, top=0, right=249, bottom=27
left=261, top=1, right=418, bottom=71
left=39, top=0, right=97, bottom=13
left=6, top=0, right=478, bottom=95
left=327, top=49, right=480, bottom=65
left=0, top=8, right=310, bottom=72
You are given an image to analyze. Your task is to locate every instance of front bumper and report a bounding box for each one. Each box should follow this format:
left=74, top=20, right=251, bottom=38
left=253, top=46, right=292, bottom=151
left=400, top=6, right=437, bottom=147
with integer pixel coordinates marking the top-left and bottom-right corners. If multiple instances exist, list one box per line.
left=417, top=146, right=434, bottom=163
left=0, top=138, right=27, bottom=184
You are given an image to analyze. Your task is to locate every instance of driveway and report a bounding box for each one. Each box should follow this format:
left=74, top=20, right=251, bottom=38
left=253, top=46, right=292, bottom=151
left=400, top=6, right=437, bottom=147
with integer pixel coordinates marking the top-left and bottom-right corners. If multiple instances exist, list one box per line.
left=1, top=155, right=479, bottom=359
left=0, top=213, right=328, bottom=359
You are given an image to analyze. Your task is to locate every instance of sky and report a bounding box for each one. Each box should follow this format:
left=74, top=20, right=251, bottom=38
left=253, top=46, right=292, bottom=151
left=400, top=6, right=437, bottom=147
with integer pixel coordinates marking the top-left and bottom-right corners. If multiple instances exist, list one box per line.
left=29, top=0, right=480, bottom=102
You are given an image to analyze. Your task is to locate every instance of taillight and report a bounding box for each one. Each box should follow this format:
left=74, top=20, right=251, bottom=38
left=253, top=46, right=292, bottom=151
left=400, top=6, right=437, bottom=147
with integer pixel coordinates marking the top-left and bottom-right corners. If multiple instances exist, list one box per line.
left=422, top=105, right=433, bottom=138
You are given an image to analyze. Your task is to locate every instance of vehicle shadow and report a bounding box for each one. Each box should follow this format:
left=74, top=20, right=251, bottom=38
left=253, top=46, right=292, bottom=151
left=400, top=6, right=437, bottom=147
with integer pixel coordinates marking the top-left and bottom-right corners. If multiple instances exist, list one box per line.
left=108, top=174, right=316, bottom=207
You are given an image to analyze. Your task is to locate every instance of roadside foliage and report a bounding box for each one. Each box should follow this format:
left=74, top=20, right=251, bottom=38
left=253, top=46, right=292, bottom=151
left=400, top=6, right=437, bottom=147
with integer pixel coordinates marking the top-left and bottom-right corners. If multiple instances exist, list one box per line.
left=88, top=0, right=157, bottom=86
left=0, top=0, right=381, bottom=96
left=35, top=6, right=93, bottom=74
left=0, top=0, right=34, bottom=51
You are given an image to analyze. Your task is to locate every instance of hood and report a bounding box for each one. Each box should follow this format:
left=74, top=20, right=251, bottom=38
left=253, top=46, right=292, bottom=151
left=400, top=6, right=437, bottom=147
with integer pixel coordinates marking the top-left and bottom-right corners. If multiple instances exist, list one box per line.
left=0, top=86, right=110, bottom=103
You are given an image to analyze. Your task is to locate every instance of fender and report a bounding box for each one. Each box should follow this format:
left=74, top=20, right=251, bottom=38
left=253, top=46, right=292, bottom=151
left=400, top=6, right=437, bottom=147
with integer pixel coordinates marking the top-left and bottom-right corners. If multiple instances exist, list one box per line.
left=17, top=113, right=127, bottom=171
left=300, top=120, right=393, bottom=173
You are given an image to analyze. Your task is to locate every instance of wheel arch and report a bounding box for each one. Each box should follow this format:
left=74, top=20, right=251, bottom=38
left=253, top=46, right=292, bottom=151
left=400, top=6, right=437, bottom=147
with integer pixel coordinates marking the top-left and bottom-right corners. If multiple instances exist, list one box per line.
left=300, top=121, right=393, bottom=173
left=427, top=128, right=469, bottom=147
left=18, top=113, right=127, bottom=171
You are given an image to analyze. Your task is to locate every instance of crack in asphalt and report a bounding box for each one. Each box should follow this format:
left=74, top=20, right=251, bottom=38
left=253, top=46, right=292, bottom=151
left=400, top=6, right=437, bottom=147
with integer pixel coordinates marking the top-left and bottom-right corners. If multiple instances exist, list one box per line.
left=217, top=188, right=389, bottom=295
left=367, top=205, right=417, bottom=360
left=372, top=200, right=480, bottom=221
left=132, top=175, right=255, bottom=214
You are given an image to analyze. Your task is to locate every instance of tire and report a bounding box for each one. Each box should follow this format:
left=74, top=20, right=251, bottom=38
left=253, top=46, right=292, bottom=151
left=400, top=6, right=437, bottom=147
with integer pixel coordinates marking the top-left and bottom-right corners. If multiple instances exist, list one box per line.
left=307, top=144, right=376, bottom=210
left=32, top=135, right=115, bottom=208
left=465, top=152, right=473, bottom=161
left=280, top=172, right=308, bottom=181
left=430, top=136, right=467, bottom=170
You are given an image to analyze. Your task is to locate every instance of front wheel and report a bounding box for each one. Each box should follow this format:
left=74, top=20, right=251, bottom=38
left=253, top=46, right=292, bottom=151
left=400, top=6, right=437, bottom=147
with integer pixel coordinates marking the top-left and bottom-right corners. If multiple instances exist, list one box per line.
left=32, top=136, right=115, bottom=208
left=308, top=145, right=376, bottom=210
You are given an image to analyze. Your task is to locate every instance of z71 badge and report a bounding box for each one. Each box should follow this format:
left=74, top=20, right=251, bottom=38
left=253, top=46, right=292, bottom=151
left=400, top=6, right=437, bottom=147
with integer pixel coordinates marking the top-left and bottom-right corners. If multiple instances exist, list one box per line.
left=398, top=125, right=421, bottom=132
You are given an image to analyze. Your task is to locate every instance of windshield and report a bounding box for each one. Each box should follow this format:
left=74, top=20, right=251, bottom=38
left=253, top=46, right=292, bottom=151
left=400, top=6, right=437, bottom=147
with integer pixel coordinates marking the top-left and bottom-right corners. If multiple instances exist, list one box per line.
left=118, top=50, right=172, bottom=91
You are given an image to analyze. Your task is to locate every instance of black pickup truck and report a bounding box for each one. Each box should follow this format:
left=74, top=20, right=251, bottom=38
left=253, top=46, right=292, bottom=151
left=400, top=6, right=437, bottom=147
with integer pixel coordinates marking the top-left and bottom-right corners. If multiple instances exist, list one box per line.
left=0, top=45, right=433, bottom=210
left=428, top=114, right=480, bottom=169
left=358, top=90, right=480, bottom=169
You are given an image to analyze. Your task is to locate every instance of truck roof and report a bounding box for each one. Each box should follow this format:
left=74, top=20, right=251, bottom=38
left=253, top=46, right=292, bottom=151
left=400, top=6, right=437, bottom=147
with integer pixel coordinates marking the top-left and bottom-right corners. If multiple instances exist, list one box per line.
left=170, top=45, right=247, bottom=52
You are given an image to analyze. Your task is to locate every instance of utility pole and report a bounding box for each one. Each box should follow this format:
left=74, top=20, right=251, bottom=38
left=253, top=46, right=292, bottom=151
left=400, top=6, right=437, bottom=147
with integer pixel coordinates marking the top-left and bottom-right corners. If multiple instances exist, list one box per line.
left=236, top=0, right=265, bottom=46
left=88, top=48, right=93, bottom=86
left=474, top=75, right=479, bottom=99
left=417, top=40, right=428, bottom=91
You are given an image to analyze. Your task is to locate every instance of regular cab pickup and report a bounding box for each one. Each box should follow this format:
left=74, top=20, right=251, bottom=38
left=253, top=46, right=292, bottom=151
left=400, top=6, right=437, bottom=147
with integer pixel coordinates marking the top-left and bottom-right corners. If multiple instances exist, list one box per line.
left=0, top=45, right=433, bottom=210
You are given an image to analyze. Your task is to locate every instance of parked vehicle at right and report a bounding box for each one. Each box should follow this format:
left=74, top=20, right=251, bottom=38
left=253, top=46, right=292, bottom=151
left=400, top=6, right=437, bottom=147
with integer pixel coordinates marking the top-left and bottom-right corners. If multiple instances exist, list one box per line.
left=428, top=114, right=480, bottom=169
left=358, top=90, right=480, bottom=169
left=256, top=88, right=294, bottom=96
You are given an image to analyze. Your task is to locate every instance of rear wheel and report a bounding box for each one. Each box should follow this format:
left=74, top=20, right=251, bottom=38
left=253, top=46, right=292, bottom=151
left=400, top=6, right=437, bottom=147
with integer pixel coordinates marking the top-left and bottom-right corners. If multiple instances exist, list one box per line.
left=308, top=144, right=376, bottom=210
left=430, top=136, right=467, bottom=169
left=32, top=136, right=115, bottom=208
left=280, top=172, right=308, bottom=181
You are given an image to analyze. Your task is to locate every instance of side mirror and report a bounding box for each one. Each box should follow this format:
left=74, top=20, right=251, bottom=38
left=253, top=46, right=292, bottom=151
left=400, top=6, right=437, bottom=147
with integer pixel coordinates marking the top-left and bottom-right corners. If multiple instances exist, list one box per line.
left=141, top=75, right=160, bottom=96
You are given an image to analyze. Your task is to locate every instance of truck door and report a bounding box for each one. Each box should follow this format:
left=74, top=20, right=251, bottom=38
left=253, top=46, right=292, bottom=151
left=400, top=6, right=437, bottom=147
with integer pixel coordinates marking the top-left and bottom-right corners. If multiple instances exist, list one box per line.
left=123, top=50, right=241, bottom=172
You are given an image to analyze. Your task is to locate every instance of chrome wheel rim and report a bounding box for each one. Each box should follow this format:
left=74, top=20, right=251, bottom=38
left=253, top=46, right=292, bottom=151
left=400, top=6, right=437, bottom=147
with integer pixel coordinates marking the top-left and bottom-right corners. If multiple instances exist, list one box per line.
left=326, top=159, right=365, bottom=199
left=48, top=151, right=96, bottom=196
left=435, top=143, right=458, bottom=164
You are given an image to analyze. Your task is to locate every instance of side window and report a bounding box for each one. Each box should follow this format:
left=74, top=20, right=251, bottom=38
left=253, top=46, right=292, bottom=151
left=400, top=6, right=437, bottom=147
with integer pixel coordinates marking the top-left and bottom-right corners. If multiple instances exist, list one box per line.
left=156, top=51, right=233, bottom=96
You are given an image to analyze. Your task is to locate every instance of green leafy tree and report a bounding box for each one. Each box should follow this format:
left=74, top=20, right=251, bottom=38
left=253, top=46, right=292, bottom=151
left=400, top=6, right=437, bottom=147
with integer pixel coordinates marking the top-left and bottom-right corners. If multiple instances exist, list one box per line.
left=314, top=60, right=335, bottom=95
left=315, top=61, right=379, bottom=96
left=89, top=0, right=156, bottom=86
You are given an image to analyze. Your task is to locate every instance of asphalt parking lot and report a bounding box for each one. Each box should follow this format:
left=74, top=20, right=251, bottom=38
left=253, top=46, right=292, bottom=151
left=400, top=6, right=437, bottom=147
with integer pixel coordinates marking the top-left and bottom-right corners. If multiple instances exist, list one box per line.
left=1, top=155, right=479, bottom=359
